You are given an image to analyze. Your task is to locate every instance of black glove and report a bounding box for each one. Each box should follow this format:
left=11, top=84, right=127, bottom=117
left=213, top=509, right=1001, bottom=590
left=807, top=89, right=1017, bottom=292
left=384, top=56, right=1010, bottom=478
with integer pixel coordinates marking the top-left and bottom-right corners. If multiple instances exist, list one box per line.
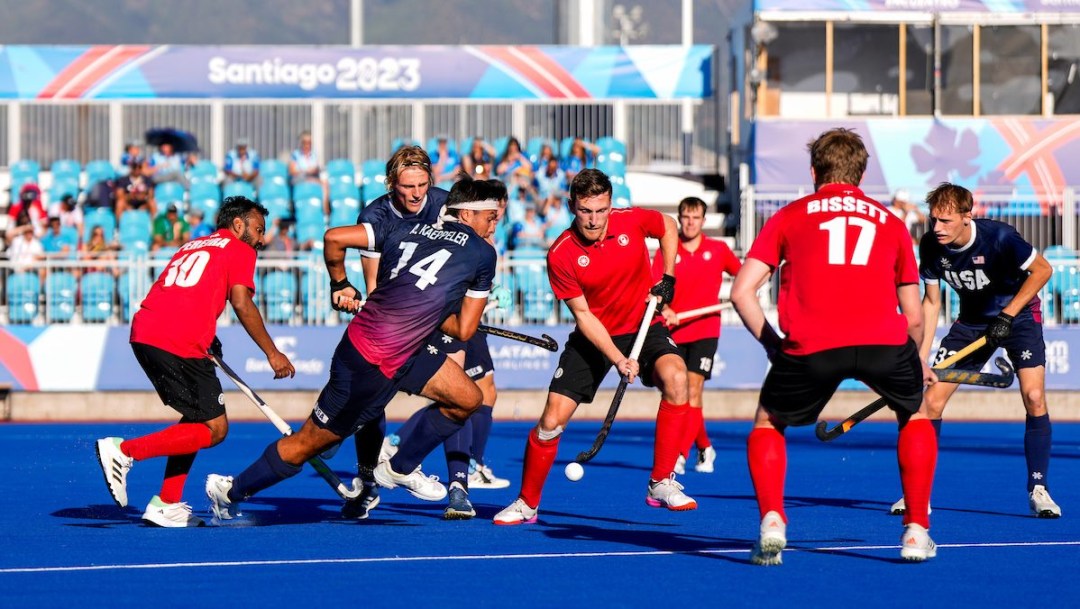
left=650, top=274, right=676, bottom=307
left=330, top=276, right=358, bottom=312
left=209, top=336, right=223, bottom=358
left=987, top=312, right=1014, bottom=344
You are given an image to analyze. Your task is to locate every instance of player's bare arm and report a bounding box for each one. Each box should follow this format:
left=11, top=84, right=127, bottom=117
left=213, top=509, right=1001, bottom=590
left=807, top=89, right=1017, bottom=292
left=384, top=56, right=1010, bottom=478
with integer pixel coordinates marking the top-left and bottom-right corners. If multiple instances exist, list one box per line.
left=323, top=224, right=373, bottom=311
left=229, top=284, right=295, bottom=379
left=566, top=295, right=640, bottom=383
left=731, top=258, right=782, bottom=359
left=898, top=282, right=934, bottom=385
left=1002, top=253, right=1052, bottom=317
left=439, top=295, right=487, bottom=342
left=920, top=281, right=943, bottom=363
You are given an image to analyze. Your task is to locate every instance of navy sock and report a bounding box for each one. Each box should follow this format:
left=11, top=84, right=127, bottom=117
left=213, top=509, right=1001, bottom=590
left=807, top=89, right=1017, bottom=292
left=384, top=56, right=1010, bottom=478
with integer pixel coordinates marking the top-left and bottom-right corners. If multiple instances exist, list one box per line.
left=352, top=413, right=386, bottom=482
left=1024, top=413, right=1052, bottom=491
left=470, top=405, right=494, bottom=465
left=931, top=419, right=942, bottom=437
left=444, top=418, right=473, bottom=487
left=390, top=405, right=466, bottom=474
left=229, top=441, right=302, bottom=502
left=394, top=404, right=428, bottom=444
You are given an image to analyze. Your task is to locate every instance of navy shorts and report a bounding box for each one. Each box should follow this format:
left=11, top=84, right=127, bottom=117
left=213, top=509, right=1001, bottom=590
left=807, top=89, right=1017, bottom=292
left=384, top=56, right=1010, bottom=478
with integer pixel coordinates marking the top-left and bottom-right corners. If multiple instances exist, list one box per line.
left=549, top=322, right=682, bottom=404
left=760, top=340, right=924, bottom=427
left=132, top=342, right=225, bottom=422
left=677, top=338, right=719, bottom=379
left=463, top=332, right=494, bottom=381
left=313, top=333, right=445, bottom=437
left=936, top=317, right=1045, bottom=370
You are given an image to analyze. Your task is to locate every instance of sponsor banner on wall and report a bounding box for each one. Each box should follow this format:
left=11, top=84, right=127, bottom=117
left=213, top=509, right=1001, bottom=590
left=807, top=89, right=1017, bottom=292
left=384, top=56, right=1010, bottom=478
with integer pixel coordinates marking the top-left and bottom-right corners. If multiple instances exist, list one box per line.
left=0, top=45, right=713, bottom=100
left=0, top=324, right=1075, bottom=392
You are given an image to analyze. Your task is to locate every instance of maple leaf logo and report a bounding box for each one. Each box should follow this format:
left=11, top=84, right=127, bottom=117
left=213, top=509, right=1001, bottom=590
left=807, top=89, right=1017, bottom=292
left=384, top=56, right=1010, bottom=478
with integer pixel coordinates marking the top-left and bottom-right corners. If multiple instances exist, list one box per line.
left=911, top=123, right=980, bottom=184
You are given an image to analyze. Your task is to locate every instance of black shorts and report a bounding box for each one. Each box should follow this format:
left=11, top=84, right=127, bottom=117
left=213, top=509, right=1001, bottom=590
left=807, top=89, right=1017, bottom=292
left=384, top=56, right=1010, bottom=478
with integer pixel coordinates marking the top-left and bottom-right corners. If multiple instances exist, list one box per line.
left=759, top=340, right=924, bottom=427
left=677, top=338, right=719, bottom=379
left=463, top=332, right=494, bottom=381
left=549, top=322, right=681, bottom=404
left=131, top=342, right=225, bottom=422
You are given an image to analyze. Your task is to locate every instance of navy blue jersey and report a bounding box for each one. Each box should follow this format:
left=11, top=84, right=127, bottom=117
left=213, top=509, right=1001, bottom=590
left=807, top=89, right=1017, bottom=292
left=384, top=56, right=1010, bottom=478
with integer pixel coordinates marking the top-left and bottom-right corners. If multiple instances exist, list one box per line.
left=356, top=187, right=450, bottom=284
left=347, top=218, right=496, bottom=377
left=918, top=219, right=1040, bottom=324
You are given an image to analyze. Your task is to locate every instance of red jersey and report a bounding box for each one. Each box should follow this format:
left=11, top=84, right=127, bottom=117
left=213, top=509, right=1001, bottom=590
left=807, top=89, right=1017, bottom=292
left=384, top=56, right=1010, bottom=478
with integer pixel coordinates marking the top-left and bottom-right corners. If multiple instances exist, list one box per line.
left=651, top=236, right=741, bottom=343
left=747, top=184, right=917, bottom=356
left=131, top=229, right=257, bottom=358
left=548, top=207, right=665, bottom=335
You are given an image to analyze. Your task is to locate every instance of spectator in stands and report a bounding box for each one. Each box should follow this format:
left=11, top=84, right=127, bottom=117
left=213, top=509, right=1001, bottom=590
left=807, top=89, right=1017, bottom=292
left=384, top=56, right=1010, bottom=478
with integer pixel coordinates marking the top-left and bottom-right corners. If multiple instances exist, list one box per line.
left=81, top=225, right=119, bottom=273
left=120, top=140, right=145, bottom=176
left=188, top=208, right=215, bottom=240
left=431, top=136, right=460, bottom=184
left=7, top=210, right=45, bottom=275
left=147, top=142, right=188, bottom=186
left=496, top=137, right=533, bottom=182
left=508, top=204, right=547, bottom=253
left=289, top=130, right=322, bottom=185
left=152, top=204, right=190, bottom=251
left=541, top=195, right=573, bottom=247
left=224, top=138, right=260, bottom=184
left=10, top=183, right=46, bottom=237
left=561, top=138, right=599, bottom=183
left=115, top=157, right=157, bottom=219
left=532, top=142, right=557, bottom=173
left=50, top=194, right=84, bottom=237
left=889, top=188, right=927, bottom=244
left=536, top=156, right=568, bottom=213
left=263, top=217, right=296, bottom=256
left=86, top=175, right=117, bottom=211
left=41, top=215, right=73, bottom=258
left=0, top=200, right=10, bottom=254
left=461, top=137, right=495, bottom=179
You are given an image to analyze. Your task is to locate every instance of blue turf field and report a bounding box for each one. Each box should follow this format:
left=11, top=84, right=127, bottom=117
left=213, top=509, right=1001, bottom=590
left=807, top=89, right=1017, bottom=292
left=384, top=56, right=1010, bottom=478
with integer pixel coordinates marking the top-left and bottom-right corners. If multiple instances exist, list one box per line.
left=2, top=420, right=1079, bottom=608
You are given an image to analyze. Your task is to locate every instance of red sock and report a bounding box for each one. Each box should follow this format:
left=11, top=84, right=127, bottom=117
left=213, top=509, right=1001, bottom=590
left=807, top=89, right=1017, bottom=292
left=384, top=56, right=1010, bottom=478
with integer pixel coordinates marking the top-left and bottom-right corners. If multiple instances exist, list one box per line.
left=651, top=400, right=688, bottom=481
left=159, top=453, right=197, bottom=504
left=519, top=428, right=560, bottom=509
left=898, top=418, right=937, bottom=529
left=694, top=408, right=711, bottom=450
left=680, top=406, right=704, bottom=457
left=747, top=427, right=787, bottom=521
left=121, top=423, right=213, bottom=461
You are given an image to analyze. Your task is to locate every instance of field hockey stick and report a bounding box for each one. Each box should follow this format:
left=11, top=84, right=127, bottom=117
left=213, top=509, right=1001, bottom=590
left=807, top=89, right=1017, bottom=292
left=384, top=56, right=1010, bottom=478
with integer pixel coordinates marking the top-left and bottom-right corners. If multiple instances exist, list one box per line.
left=674, top=302, right=733, bottom=324
left=814, top=336, right=989, bottom=442
left=478, top=324, right=559, bottom=352
left=937, top=356, right=1015, bottom=388
left=574, top=296, right=660, bottom=464
left=208, top=353, right=362, bottom=499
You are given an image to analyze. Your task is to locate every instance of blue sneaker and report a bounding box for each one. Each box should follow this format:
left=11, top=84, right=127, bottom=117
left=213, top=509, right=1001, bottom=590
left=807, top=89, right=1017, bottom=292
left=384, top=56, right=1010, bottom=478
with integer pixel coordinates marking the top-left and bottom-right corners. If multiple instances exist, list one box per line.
left=443, top=482, right=475, bottom=520
left=341, top=479, right=381, bottom=520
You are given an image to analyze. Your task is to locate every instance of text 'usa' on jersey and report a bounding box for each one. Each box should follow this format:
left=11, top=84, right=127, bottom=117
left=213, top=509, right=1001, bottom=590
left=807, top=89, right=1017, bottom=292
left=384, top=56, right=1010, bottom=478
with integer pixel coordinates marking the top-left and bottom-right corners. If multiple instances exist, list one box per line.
left=347, top=219, right=497, bottom=378
left=918, top=218, right=1041, bottom=324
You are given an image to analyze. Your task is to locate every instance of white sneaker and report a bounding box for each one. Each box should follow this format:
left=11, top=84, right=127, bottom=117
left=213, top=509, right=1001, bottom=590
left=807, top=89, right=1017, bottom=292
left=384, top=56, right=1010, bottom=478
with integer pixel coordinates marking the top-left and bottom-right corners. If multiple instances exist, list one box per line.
left=900, top=523, right=937, bottom=561
left=468, top=462, right=511, bottom=490
left=379, top=434, right=400, bottom=463
left=205, top=474, right=243, bottom=522
left=373, top=460, right=446, bottom=501
left=750, top=511, right=787, bottom=566
left=646, top=475, right=698, bottom=511
left=96, top=437, right=133, bottom=508
left=493, top=498, right=538, bottom=525
left=674, top=454, right=686, bottom=475
left=1030, top=485, right=1062, bottom=518
left=695, top=446, right=717, bottom=473
left=141, top=495, right=205, bottom=528
left=889, top=497, right=932, bottom=515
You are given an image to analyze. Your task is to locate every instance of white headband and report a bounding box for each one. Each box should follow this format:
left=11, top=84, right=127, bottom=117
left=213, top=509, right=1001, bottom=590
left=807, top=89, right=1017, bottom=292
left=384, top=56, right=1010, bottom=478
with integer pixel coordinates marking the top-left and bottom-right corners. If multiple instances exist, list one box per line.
left=446, top=198, right=500, bottom=211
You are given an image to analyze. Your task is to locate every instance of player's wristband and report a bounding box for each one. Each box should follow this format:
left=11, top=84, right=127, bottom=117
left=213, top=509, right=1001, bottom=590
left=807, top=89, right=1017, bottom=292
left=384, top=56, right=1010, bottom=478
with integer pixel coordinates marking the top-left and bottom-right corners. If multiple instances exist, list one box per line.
left=330, top=277, right=355, bottom=293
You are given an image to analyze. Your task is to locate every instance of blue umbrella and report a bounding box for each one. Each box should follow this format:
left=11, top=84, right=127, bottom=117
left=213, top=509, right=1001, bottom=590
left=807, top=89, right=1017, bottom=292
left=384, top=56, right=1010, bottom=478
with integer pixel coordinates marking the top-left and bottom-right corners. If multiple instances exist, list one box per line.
left=145, top=127, right=199, bottom=153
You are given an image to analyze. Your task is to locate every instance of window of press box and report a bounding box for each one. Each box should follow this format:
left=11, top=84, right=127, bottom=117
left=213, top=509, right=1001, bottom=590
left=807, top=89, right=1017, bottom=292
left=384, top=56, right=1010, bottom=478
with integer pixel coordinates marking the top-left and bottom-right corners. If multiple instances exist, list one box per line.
left=763, top=23, right=826, bottom=118
left=979, top=25, right=1041, bottom=115
left=1049, top=24, right=1080, bottom=114
left=832, top=23, right=899, bottom=116
left=904, top=24, right=934, bottom=116
left=939, top=24, right=975, bottom=115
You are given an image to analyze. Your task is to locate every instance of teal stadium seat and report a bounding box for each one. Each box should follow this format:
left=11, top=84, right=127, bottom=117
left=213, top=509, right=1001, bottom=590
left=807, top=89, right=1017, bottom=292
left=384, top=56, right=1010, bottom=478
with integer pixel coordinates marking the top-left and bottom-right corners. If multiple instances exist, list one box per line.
left=50, top=159, right=82, bottom=183
left=296, top=217, right=327, bottom=248
left=154, top=182, right=186, bottom=211
left=50, top=178, right=80, bottom=203
left=262, top=271, right=298, bottom=323
left=612, top=183, right=632, bottom=208
left=83, top=208, right=117, bottom=243
left=81, top=272, right=116, bottom=323
left=326, top=159, right=357, bottom=186
left=84, top=160, right=117, bottom=187
left=7, top=272, right=41, bottom=324
left=292, top=182, right=325, bottom=224
left=260, top=159, right=289, bottom=187
left=259, top=181, right=292, bottom=222
left=189, top=161, right=219, bottom=186
left=189, top=182, right=222, bottom=222
left=223, top=180, right=256, bottom=201
left=118, top=209, right=153, bottom=253
left=526, top=137, right=553, bottom=166
left=46, top=271, right=78, bottom=323
left=361, top=159, right=387, bottom=203
left=595, top=136, right=627, bottom=164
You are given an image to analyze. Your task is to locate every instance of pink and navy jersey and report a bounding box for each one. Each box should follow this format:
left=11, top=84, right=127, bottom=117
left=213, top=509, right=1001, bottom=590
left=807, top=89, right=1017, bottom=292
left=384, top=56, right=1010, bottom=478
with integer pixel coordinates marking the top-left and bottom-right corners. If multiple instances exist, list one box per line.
left=919, top=219, right=1041, bottom=324
left=347, top=219, right=496, bottom=378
